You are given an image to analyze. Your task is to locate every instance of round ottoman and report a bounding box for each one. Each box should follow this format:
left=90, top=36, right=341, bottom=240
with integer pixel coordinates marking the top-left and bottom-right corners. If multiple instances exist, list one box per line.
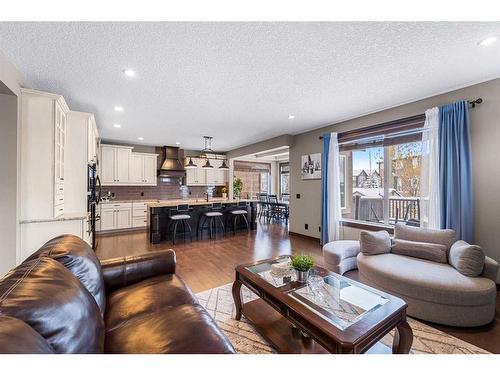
left=322, top=240, right=360, bottom=275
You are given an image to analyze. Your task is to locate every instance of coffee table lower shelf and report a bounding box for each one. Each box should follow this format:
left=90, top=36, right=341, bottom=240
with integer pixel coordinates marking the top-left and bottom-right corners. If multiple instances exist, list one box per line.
left=241, top=298, right=391, bottom=354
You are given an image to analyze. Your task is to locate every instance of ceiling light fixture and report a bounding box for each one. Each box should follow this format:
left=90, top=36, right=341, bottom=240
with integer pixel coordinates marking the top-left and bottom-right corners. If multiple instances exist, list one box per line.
left=175, top=141, right=181, bottom=145
left=202, top=159, right=214, bottom=169
left=184, top=157, right=197, bottom=169
left=137, top=137, right=144, bottom=141
left=113, top=124, right=121, bottom=128
left=219, top=159, right=229, bottom=169
left=114, top=106, right=124, bottom=112
left=479, top=36, right=497, bottom=46
left=288, top=115, right=295, bottom=120
left=123, top=69, right=135, bottom=77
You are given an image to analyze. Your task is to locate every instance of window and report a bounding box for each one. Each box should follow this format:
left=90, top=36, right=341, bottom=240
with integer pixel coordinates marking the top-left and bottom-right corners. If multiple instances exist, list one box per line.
left=233, top=161, right=270, bottom=199
left=339, top=115, right=424, bottom=227
left=280, top=163, right=290, bottom=196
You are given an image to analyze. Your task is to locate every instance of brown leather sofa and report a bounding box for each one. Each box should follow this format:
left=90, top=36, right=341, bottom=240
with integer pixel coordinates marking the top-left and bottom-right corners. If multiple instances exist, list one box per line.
left=0, top=235, right=235, bottom=354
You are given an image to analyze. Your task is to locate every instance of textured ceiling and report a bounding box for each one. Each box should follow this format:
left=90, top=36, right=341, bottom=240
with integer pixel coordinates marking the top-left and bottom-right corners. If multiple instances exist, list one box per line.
left=1, top=22, right=500, bottom=151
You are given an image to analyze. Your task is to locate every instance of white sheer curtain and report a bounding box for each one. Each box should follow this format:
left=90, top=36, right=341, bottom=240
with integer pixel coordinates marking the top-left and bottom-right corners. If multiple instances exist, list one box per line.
left=327, top=132, right=342, bottom=241
left=420, top=107, right=441, bottom=229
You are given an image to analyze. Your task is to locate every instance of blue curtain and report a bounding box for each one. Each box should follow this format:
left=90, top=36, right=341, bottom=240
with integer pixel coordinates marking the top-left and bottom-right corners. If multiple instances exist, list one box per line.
left=439, top=100, right=473, bottom=242
left=321, top=134, right=330, bottom=245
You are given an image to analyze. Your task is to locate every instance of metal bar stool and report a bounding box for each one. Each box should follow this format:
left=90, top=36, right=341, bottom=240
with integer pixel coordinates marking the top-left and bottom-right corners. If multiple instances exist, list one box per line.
left=168, top=204, right=192, bottom=244
left=227, top=202, right=250, bottom=235
left=197, top=203, right=225, bottom=239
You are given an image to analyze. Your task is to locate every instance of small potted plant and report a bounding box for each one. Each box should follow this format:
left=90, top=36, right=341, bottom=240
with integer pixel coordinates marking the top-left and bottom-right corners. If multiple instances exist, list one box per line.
left=291, top=254, right=315, bottom=283
left=221, top=186, right=228, bottom=199
left=233, top=177, right=243, bottom=199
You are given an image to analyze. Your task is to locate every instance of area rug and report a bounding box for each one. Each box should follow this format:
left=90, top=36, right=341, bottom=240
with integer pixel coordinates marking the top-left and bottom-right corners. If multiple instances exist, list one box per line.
left=195, top=283, right=489, bottom=354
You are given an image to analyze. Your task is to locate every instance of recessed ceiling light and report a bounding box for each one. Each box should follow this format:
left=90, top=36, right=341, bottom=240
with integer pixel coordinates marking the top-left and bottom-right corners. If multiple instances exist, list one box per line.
left=479, top=36, right=497, bottom=46
left=137, top=137, right=144, bottom=141
left=175, top=141, right=181, bottom=145
left=114, top=106, right=124, bottom=112
left=288, top=115, right=295, bottom=120
left=113, top=124, right=121, bottom=128
left=123, top=69, right=135, bottom=77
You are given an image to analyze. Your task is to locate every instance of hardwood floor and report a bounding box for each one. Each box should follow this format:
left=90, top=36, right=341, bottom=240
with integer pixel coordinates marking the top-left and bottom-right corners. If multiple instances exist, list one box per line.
left=96, top=222, right=500, bottom=354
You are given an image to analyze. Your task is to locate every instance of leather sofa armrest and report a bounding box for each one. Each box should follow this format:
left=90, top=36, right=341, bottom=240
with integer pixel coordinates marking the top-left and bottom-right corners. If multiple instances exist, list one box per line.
left=101, top=250, right=176, bottom=293
left=481, top=256, right=499, bottom=282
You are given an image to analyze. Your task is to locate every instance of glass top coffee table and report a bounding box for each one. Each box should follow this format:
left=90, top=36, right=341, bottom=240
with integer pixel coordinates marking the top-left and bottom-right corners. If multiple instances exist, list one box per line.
left=232, top=256, right=413, bottom=354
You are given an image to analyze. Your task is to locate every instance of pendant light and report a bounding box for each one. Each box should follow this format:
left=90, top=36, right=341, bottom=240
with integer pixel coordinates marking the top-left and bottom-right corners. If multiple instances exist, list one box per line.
left=219, top=159, right=229, bottom=169
left=202, top=159, right=213, bottom=169
left=185, top=157, right=197, bottom=169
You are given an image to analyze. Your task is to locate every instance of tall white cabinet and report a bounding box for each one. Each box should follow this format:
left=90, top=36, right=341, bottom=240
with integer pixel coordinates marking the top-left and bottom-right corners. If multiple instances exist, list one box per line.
left=20, top=89, right=69, bottom=220
left=19, top=89, right=99, bottom=262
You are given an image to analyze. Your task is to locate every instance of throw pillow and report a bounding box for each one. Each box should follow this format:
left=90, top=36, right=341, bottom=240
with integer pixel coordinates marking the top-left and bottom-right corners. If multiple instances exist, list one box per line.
left=359, top=230, right=391, bottom=255
left=394, top=224, right=456, bottom=251
left=391, top=238, right=447, bottom=263
left=449, top=240, right=485, bottom=277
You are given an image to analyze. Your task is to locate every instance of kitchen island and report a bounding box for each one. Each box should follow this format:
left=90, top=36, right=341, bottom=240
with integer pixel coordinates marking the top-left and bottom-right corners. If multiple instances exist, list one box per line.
left=148, top=199, right=258, bottom=244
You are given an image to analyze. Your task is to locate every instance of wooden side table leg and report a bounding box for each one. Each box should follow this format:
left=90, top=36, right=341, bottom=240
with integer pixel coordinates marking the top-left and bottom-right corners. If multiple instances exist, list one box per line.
left=232, top=278, right=243, bottom=320
left=392, top=320, right=413, bottom=354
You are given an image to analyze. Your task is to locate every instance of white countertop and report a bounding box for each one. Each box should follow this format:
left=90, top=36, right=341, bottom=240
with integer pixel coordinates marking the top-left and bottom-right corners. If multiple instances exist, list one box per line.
left=20, top=212, right=88, bottom=224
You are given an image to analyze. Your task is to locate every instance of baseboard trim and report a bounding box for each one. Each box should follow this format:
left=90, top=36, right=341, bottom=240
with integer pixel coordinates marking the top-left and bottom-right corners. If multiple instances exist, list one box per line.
left=289, top=231, right=321, bottom=244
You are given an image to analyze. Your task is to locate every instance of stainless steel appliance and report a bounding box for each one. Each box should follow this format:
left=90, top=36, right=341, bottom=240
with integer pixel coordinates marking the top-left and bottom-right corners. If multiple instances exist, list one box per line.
left=87, top=163, right=101, bottom=249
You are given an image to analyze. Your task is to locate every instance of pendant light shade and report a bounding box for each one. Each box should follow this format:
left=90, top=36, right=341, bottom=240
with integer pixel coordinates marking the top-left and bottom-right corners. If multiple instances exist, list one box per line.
left=202, top=159, right=213, bottom=169
left=184, top=157, right=197, bottom=169
left=219, top=159, right=229, bottom=169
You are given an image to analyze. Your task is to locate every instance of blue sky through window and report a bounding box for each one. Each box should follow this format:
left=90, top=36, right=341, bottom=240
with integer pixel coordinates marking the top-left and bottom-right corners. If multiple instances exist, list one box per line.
left=352, top=147, right=383, bottom=172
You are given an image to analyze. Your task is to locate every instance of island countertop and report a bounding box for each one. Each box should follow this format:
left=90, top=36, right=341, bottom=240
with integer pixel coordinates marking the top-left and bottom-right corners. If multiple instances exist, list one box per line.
left=147, top=198, right=256, bottom=208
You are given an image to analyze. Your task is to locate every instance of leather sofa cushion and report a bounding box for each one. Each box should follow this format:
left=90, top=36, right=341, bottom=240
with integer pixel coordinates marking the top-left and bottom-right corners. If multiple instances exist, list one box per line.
left=0, top=316, right=55, bottom=354
left=105, top=274, right=198, bottom=330
left=449, top=240, right=485, bottom=277
left=392, top=238, right=447, bottom=263
left=360, top=230, right=391, bottom=255
left=394, top=224, right=456, bottom=251
left=105, top=304, right=235, bottom=354
left=26, top=234, right=106, bottom=315
left=357, top=253, right=496, bottom=306
left=0, top=258, right=104, bottom=353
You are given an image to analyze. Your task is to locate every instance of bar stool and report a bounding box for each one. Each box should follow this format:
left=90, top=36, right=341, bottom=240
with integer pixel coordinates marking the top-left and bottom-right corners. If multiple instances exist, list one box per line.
left=197, top=203, right=225, bottom=239
left=168, top=204, right=192, bottom=244
left=228, top=202, right=250, bottom=235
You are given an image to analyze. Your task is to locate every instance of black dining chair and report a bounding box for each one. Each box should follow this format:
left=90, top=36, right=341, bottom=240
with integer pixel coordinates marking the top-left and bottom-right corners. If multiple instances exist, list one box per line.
left=257, top=193, right=269, bottom=221
left=167, top=204, right=193, bottom=244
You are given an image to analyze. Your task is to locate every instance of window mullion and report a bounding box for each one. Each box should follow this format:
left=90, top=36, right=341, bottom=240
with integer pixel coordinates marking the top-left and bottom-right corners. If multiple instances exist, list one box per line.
left=383, top=147, right=390, bottom=225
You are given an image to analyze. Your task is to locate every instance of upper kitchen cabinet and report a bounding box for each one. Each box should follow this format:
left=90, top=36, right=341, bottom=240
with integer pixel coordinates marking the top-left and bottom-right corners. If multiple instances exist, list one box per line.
left=20, top=89, right=70, bottom=220
left=129, top=153, right=158, bottom=185
left=186, top=157, right=228, bottom=186
left=100, top=144, right=158, bottom=186
left=185, top=157, right=207, bottom=186
left=87, top=115, right=99, bottom=164
left=100, top=145, right=132, bottom=185
left=206, top=159, right=228, bottom=186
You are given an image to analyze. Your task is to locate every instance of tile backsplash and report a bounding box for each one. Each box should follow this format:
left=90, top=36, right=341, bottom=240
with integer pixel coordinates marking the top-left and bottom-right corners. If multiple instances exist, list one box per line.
left=102, top=180, right=222, bottom=201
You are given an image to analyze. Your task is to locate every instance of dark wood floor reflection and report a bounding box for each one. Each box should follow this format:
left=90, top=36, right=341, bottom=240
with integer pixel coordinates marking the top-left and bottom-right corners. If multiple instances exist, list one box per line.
left=96, top=222, right=500, bottom=354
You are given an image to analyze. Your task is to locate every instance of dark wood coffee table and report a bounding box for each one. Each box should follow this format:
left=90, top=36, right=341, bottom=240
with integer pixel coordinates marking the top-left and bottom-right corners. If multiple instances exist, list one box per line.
left=232, top=256, right=413, bottom=354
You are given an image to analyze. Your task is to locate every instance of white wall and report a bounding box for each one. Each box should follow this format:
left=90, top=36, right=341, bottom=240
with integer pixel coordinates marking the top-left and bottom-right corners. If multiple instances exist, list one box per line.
left=0, top=49, right=27, bottom=276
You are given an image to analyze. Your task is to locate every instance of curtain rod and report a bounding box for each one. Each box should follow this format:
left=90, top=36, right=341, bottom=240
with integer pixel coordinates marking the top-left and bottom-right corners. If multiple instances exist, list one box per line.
left=318, top=98, right=482, bottom=140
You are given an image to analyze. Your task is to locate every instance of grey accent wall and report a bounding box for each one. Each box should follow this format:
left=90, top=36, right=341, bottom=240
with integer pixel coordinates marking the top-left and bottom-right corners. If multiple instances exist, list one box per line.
left=289, top=78, right=500, bottom=279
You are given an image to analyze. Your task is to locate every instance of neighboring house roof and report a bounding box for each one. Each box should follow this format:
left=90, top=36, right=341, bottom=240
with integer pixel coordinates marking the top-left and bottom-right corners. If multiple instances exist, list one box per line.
left=352, top=188, right=403, bottom=198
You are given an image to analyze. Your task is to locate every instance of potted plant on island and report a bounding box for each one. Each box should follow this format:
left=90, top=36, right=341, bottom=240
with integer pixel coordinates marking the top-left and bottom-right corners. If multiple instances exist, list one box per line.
left=291, top=254, right=315, bottom=283
left=221, top=186, right=228, bottom=199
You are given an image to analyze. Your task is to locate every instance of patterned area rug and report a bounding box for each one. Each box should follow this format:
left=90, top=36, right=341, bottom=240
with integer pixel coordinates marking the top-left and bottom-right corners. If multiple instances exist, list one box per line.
left=195, top=283, right=489, bottom=354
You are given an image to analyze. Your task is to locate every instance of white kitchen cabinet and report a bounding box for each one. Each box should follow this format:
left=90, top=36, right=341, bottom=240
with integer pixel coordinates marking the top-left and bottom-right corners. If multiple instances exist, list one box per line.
left=187, top=157, right=228, bottom=186
left=99, top=145, right=133, bottom=185
left=20, top=89, right=70, bottom=221
left=87, top=116, right=99, bottom=164
left=97, top=202, right=132, bottom=231
left=185, top=158, right=207, bottom=186
left=206, top=159, right=228, bottom=186
left=132, top=202, right=149, bottom=228
left=129, top=153, right=158, bottom=185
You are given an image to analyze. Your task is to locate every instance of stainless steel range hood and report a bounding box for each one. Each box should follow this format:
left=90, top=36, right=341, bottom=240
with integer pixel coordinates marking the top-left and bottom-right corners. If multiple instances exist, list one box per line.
left=159, top=146, right=185, bottom=177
